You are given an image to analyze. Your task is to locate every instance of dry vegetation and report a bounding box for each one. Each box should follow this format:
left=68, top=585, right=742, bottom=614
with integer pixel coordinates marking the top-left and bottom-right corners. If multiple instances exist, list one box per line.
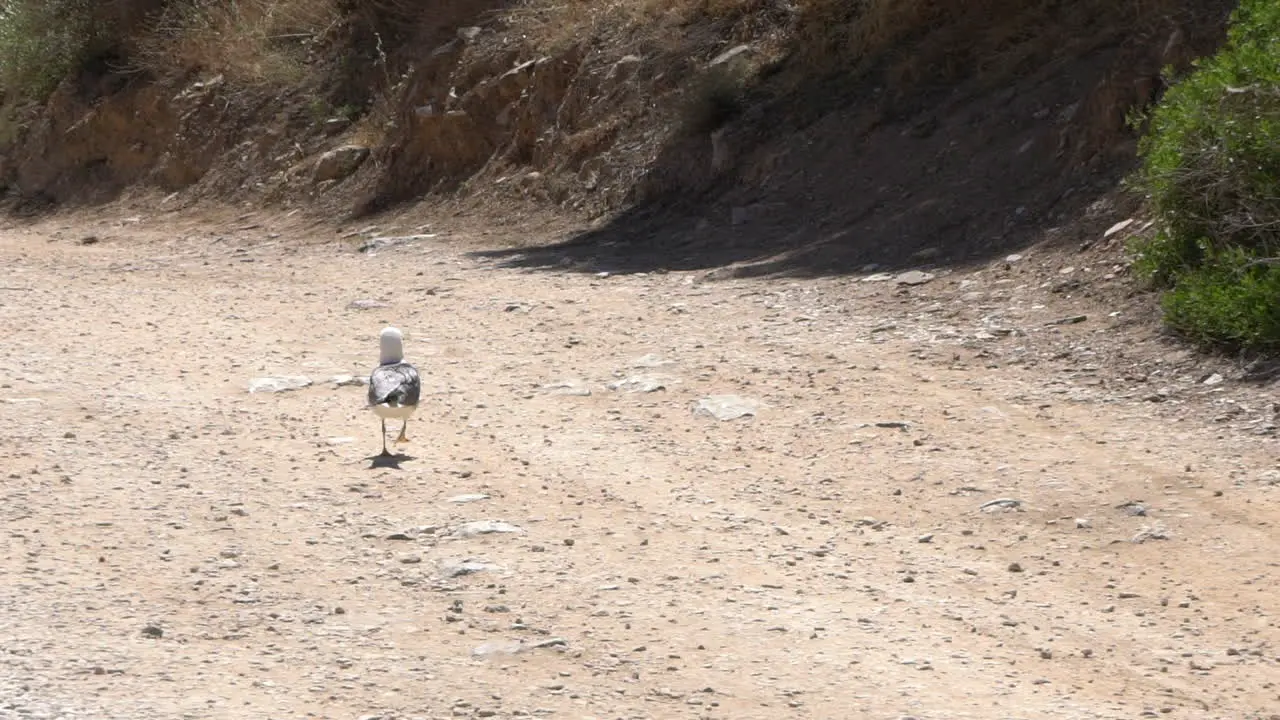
left=132, top=0, right=341, bottom=85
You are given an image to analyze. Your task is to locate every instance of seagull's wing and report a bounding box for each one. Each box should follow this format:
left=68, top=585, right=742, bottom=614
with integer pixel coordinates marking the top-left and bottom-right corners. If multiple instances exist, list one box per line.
left=368, top=363, right=421, bottom=406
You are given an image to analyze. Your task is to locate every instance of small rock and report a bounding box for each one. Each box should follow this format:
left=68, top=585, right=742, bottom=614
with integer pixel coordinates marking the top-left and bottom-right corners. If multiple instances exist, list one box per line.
left=141, top=625, right=163, bottom=639
left=632, top=354, right=674, bottom=368
left=895, top=270, right=935, bottom=286
left=608, top=375, right=672, bottom=393
left=1132, top=526, right=1170, bottom=543
left=446, top=493, right=490, bottom=504
left=1046, top=315, right=1088, bottom=326
left=1103, top=218, right=1136, bottom=238
left=329, top=374, right=368, bottom=387
left=346, top=298, right=389, bottom=310
left=358, top=234, right=437, bottom=253
left=530, top=637, right=568, bottom=650
left=452, top=520, right=524, bottom=538
left=695, top=395, right=761, bottom=421
left=439, top=560, right=500, bottom=578
left=1075, top=518, right=1091, bottom=529
left=979, top=498, right=1022, bottom=512
left=542, top=380, right=591, bottom=396
left=1116, top=501, right=1147, bottom=517
left=471, top=637, right=566, bottom=658
left=1202, top=373, right=1224, bottom=386
left=709, top=44, right=752, bottom=67
left=1008, top=562, right=1024, bottom=573
left=917, top=534, right=934, bottom=543
left=248, top=376, right=312, bottom=393
left=313, top=145, right=370, bottom=183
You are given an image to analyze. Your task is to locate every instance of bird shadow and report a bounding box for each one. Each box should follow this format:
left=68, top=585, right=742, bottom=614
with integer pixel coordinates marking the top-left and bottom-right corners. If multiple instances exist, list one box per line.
left=366, top=452, right=416, bottom=470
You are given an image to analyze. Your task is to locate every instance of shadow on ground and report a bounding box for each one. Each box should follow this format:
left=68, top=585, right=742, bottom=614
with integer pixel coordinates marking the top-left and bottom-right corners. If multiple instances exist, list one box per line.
left=471, top=173, right=1135, bottom=279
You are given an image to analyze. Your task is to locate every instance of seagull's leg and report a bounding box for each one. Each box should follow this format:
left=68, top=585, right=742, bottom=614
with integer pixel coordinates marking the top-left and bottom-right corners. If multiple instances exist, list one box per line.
left=380, top=418, right=390, bottom=456
left=396, top=419, right=409, bottom=444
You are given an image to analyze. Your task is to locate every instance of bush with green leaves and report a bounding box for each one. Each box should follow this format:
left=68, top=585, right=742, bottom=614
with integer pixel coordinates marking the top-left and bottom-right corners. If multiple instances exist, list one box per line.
left=1133, top=0, right=1280, bottom=353
left=0, top=0, right=105, bottom=100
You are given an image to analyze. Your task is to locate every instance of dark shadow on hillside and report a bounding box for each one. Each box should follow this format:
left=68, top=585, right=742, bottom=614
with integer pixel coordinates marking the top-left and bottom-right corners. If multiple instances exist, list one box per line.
left=472, top=0, right=1233, bottom=280
left=470, top=168, right=1135, bottom=279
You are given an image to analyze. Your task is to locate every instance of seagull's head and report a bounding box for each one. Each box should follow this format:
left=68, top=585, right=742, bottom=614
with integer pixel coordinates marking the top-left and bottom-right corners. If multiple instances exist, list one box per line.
left=379, top=326, right=405, bottom=365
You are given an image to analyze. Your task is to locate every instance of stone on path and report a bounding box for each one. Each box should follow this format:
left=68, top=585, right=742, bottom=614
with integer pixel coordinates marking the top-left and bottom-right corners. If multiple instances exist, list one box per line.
left=895, top=270, right=935, bottom=286
left=452, top=520, right=524, bottom=538
left=695, top=395, right=761, bottom=421
left=446, top=493, right=490, bottom=504
left=542, top=380, right=592, bottom=396
left=608, top=375, right=672, bottom=393
left=248, top=376, right=312, bottom=393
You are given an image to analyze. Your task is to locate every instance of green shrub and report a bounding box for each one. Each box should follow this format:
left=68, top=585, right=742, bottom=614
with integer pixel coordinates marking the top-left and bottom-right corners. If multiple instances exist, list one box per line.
left=0, top=0, right=105, bottom=100
left=1160, top=249, right=1280, bottom=351
left=1133, top=0, right=1280, bottom=352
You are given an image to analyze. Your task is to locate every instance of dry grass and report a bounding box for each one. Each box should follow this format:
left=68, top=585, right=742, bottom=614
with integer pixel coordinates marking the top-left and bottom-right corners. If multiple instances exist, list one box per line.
left=135, top=0, right=341, bottom=86
left=505, top=0, right=775, bottom=54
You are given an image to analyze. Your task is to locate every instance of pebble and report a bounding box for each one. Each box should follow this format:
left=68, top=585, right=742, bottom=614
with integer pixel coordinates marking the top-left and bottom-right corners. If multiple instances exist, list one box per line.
left=329, top=374, right=368, bottom=387
left=632, top=353, right=674, bottom=368
left=247, top=375, right=312, bottom=393
left=694, top=395, right=761, bottom=421
left=1116, top=501, right=1147, bottom=516
left=895, top=270, right=935, bottom=286
left=1046, top=315, right=1088, bottom=326
left=541, top=380, right=592, bottom=396
left=608, top=375, right=672, bottom=393
left=446, top=493, right=490, bottom=504
left=346, top=298, right=389, bottom=310
left=452, top=520, right=524, bottom=537
left=860, top=273, right=895, bottom=283
left=439, top=560, right=500, bottom=577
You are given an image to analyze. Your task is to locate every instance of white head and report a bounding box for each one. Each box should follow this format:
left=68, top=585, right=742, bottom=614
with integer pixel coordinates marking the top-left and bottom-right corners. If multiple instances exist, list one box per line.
left=379, top=326, right=405, bottom=365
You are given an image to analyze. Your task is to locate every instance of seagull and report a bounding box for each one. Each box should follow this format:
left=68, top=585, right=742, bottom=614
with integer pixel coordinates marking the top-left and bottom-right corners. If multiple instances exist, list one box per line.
left=368, top=326, right=421, bottom=457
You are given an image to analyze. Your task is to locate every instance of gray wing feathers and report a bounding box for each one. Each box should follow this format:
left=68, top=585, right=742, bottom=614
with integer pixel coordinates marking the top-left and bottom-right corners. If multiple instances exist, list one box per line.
left=368, top=363, right=421, bottom=406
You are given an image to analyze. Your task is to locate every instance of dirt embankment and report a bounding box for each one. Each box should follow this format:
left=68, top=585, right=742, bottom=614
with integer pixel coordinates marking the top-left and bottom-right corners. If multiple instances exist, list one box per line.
left=0, top=0, right=1238, bottom=272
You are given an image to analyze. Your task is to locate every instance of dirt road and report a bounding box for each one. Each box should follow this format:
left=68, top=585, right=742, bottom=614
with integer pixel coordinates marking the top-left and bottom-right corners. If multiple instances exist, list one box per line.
left=1, top=211, right=1277, bottom=720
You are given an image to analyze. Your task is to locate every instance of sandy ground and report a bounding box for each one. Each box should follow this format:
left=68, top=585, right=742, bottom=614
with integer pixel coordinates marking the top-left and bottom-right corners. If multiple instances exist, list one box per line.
left=1, top=209, right=1277, bottom=720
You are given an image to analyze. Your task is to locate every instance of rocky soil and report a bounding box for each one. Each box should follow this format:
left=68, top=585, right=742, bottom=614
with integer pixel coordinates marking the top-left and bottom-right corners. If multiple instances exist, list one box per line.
left=1, top=206, right=1277, bottom=720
